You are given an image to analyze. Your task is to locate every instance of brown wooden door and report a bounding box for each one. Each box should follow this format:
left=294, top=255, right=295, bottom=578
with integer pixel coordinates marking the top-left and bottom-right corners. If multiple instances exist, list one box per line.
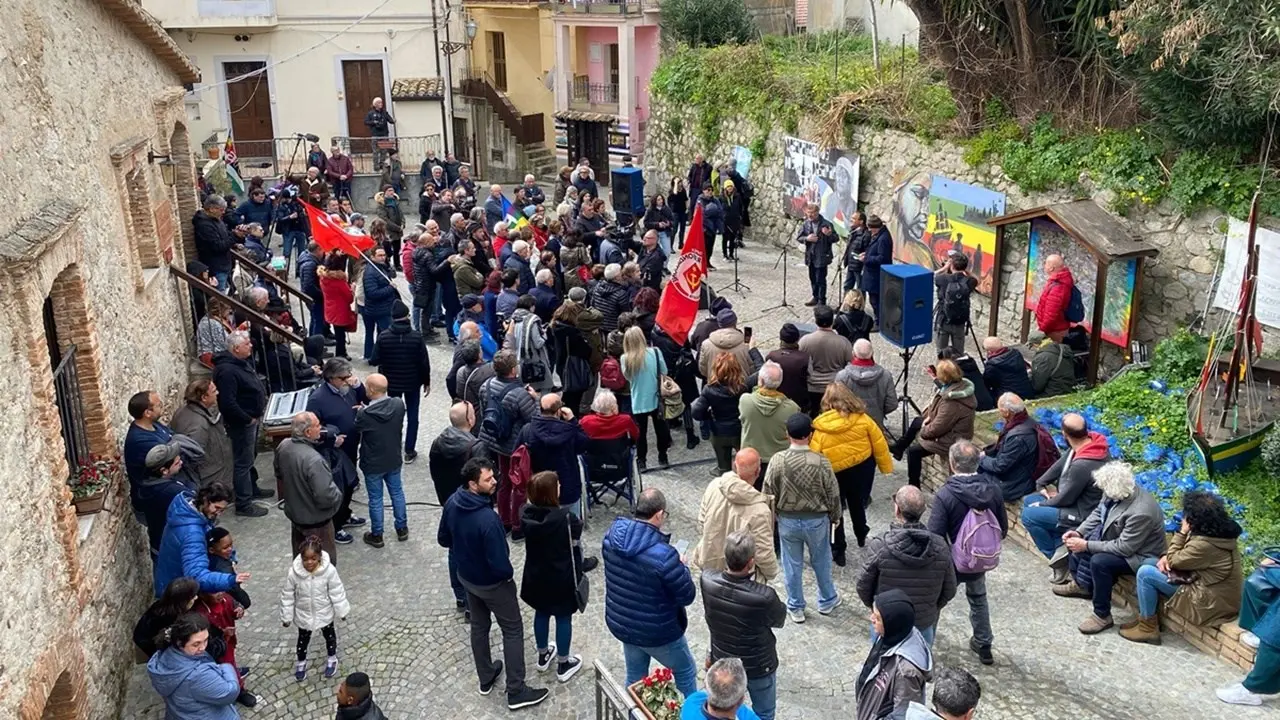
left=343, top=59, right=386, bottom=153
left=607, top=44, right=619, bottom=100
left=452, top=117, right=470, bottom=162
left=223, top=61, right=274, bottom=158
left=489, top=32, right=508, bottom=91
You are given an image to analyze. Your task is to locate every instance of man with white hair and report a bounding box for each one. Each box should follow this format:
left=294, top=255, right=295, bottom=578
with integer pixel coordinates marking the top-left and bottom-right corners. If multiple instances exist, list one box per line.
left=592, top=263, right=632, bottom=332
left=530, top=267, right=561, bottom=323
left=485, top=184, right=506, bottom=235
left=504, top=239, right=536, bottom=294
left=193, top=193, right=235, bottom=291
left=276, top=411, right=342, bottom=561
left=738, top=361, right=801, bottom=486
left=1034, top=253, right=1075, bottom=342
left=978, top=392, right=1048, bottom=502
left=835, top=339, right=897, bottom=430
left=981, top=335, right=1035, bottom=400
left=521, top=174, right=545, bottom=205
left=1056, top=461, right=1167, bottom=635
left=211, top=330, right=270, bottom=517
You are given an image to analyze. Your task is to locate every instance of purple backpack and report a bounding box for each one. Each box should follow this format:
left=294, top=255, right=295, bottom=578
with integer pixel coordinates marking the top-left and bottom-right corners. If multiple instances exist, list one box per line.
left=952, top=508, right=1003, bottom=574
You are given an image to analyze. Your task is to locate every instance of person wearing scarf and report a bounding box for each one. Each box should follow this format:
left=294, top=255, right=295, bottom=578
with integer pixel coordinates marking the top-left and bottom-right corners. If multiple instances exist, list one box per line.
left=856, top=590, right=933, bottom=720
left=977, top=393, right=1042, bottom=502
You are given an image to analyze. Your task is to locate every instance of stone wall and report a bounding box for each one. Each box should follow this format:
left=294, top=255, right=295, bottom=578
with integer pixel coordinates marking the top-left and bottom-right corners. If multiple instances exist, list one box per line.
left=0, top=0, right=200, bottom=717
left=644, top=98, right=1247, bottom=362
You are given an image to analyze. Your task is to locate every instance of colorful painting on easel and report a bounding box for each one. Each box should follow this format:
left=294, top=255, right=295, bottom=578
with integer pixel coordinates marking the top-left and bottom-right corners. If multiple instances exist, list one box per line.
left=1025, top=218, right=1136, bottom=347
left=888, top=173, right=1005, bottom=296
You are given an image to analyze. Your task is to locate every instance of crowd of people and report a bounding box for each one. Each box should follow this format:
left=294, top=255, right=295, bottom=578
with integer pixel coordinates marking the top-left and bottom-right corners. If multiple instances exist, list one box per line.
left=119, top=146, right=1278, bottom=718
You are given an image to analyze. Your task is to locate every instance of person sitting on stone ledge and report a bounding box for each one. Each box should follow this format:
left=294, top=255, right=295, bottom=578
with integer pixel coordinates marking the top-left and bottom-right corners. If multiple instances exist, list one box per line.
left=889, top=360, right=977, bottom=489
left=1021, top=412, right=1107, bottom=585
left=1055, top=461, right=1168, bottom=635
left=977, top=393, right=1043, bottom=502
left=1031, top=335, right=1077, bottom=397
left=1121, top=490, right=1243, bottom=645
left=937, top=347, right=993, bottom=412
left=981, top=336, right=1035, bottom=401
left=1218, top=585, right=1280, bottom=707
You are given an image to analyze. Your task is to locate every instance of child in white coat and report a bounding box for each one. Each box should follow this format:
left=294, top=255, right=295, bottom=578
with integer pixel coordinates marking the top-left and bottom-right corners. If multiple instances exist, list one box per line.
left=281, top=536, right=350, bottom=681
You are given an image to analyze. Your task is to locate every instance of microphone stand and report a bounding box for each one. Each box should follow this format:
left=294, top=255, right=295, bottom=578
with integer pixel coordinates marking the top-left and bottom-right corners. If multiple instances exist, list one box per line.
left=717, top=235, right=750, bottom=295
left=761, top=243, right=797, bottom=316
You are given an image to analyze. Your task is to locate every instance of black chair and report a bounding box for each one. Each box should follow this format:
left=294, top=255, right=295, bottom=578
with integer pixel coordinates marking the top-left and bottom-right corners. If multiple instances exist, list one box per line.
left=580, top=435, right=641, bottom=514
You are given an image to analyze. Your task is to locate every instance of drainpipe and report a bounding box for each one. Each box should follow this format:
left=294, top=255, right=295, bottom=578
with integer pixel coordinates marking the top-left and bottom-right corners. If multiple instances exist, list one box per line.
left=433, top=0, right=450, bottom=152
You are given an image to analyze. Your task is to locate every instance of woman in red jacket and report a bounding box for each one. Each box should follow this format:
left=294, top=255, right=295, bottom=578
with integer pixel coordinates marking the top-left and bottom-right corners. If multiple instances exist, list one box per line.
left=320, top=253, right=357, bottom=359
left=1034, top=254, right=1074, bottom=342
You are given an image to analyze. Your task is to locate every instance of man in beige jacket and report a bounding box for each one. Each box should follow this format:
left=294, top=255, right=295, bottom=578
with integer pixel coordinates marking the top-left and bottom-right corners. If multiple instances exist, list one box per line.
left=692, top=448, right=779, bottom=583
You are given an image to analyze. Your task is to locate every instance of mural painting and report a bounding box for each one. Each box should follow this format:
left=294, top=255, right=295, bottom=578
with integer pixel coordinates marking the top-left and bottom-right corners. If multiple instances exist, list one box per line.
left=1025, top=218, right=1137, bottom=347
left=888, top=172, right=1006, bottom=296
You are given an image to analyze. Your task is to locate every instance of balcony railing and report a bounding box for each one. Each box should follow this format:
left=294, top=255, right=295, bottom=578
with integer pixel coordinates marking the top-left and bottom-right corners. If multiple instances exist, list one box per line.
left=553, top=0, right=654, bottom=13
left=570, top=76, right=619, bottom=109
left=52, top=345, right=90, bottom=476
left=200, top=135, right=444, bottom=178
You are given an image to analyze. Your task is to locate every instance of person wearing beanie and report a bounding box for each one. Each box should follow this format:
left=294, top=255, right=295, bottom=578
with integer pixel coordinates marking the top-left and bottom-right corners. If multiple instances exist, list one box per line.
left=336, top=671, right=387, bottom=720
left=856, top=589, right=933, bottom=720
left=374, top=299, right=431, bottom=463
left=761, top=412, right=842, bottom=624
left=690, top=296, right=732, bottom=354
left=698, top=309, right=754, bottom=382
left=763, top=323, right=811, bottom=413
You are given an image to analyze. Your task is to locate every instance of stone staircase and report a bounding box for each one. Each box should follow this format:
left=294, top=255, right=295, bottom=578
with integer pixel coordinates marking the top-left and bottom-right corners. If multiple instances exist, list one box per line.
left=525, top=143, right=559, bottom=183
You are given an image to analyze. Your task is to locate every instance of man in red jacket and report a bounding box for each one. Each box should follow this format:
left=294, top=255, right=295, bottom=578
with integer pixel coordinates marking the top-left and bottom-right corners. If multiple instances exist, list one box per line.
left=1034, top=254, right=1074, bottom=342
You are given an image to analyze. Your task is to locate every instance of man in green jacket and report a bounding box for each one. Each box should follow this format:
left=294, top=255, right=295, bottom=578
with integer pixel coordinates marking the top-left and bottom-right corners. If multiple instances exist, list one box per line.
left=738, top=361, right=801, bottom=488
left=1031, top=338, right=1076, bottom=398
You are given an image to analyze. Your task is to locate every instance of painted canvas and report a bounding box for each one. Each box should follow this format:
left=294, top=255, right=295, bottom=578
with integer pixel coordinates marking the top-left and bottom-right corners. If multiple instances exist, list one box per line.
left=888, top=173, right=1005, bottom=295
left=1025, top=218, right=1136, bottom=347
left=781, top=136, right=860, bottom=236
left=730, top=146, right=753, bottom=179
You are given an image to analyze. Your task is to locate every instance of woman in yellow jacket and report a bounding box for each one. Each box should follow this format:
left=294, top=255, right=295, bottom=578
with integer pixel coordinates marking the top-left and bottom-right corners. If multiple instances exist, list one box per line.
left=810, top=382, right=893, bottom=564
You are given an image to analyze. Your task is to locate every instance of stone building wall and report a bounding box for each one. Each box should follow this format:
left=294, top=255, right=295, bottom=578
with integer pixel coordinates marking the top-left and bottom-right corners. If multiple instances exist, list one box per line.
left=644, top=98, right=1246, bottom=362
left=0, top=0, right=201, bottom=717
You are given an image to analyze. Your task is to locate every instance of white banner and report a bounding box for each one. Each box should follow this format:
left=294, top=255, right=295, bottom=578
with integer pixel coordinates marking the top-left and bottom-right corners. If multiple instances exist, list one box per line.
left=1213, top=217, right=1280, bottom=329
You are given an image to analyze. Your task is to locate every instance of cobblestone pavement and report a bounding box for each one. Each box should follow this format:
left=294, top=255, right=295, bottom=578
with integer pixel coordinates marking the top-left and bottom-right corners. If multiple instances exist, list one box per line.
left=123, top=241, right=1268, bottom=719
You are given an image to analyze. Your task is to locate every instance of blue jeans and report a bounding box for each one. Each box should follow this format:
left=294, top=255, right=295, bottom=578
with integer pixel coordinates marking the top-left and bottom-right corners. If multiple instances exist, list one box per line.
left=1135, top=561, right=1179, bottom=617
left=777, top=515, right=838, bottom=612
left=283, top=231, right=307, bottom=264
left=363, top=310, right=391, bottom=361
left=364, top=469, right=406, bottom=536
left=430, top=285, right=444, bottom=324
left=872, top=623, right=937, bottom=648
left=658, top=231, right=672, bottom=258
left=533, top=612, right=573, bottom=658
left=622, top=636, right=697, bottom=698
left=746, top=672, right=777, bottom=720
left=214, top=271, right=230, bottom=292
left=411, top=305, right=423, bottom=332
left=448, top=550, right=464, bottom=603
left=390, top=389, right=421, bottom=454
left=1021, top=495, right=1063, bottom=559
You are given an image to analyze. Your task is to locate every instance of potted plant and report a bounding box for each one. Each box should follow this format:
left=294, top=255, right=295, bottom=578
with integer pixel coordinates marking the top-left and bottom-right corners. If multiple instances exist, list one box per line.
left=627, top=667, right=682, bottom=720
left=69, top=455, right=121, bottom=515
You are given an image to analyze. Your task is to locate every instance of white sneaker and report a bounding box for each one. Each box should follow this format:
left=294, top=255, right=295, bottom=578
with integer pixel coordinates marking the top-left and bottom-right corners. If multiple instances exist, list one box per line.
left=1242, top=631, right=1262, bottom=649
left=818, top=596, right=843, bottom=616
left=788, top=608, right=806, bottom=624
left=1217, top=682, right=1264, bottom=706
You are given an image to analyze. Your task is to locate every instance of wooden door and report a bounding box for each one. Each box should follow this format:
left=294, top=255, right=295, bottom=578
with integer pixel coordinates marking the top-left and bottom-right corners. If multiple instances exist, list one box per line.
left=223, top=61, right=273, bottom=158
left=342, top=59, right=387, bottom=154
left=584, top=123, right=608, bottom=176
left=607, top=44, right=619, bottom=101
left=489, top=32, right=508, bottom=91
left=452, top=117, right=470, bottom=162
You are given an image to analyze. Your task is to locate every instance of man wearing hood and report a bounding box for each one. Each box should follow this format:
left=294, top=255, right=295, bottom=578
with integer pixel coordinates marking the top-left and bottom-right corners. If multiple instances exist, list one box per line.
left=856, top=589, right=933, bottom=720
left=739, top=362, right=801, bottom=485
left=153, top=484, right=245, bottom=597
left=438, top=458, right=550, bottom=710
left=693, top=448, right=778, bottom=583
left=516, top=394, right=589, bottom=523
left=927, top=441, right=1007, bottom=665
left=860, top=215, right=894, bottom=324
left=981, top=336, right=1034, bottom=400
left=690, top=296, right=732, bottom=355
left=1022, top=413, right=1107, bottom=583
left=276, top=412, right=343, bottom=563
left=837, top=339, right=898, bottom=431
left=355, top=374, right=408, bottom=548
left=170, top=378, right=234, bottom=490
left=211, top=331, right=270, bottom=517
left=798, top=305, right=853, bottom=412
left=602, top=488, right=699, bottom=698
left=138, top=441, right=200, bottom=563
left=857, top=486, right=957, bottom=646
left=375, top=301, right=431, bottom=463
left=977, top=393, right=1044, bottom=502
left=698, top=309, right=755, bottom=380
left=592, top=263, right=633, bottom=332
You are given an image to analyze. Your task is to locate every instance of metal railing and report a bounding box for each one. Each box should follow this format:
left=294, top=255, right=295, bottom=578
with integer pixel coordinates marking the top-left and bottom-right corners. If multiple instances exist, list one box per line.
left=199, top=135, right=444, bottom=179
left=554, top=0, right=654, bottom=13
left=594, top=661, right=641, bottom=720
left=457, top=69, right=547, bottom=145
left=52, top=345, right=90, bottom=476
left=571, top=77, right=620, bottom=107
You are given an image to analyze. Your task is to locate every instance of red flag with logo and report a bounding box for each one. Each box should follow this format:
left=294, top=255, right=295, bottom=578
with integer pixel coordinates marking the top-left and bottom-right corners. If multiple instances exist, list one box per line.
left=655, top=203, right=706, bottom=346
left=302, top=202, right=376, bottom=258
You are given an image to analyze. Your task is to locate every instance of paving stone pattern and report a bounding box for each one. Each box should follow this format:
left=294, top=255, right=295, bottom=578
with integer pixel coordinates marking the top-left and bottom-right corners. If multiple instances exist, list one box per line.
left=122, top=241, right=1265, bottom=719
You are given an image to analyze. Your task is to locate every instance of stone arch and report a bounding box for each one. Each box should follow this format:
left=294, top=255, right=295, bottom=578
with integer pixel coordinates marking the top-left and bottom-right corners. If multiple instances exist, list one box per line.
left=39, top=671, right=76, bottom=720
left=169, top=121, right=198, bottom=265
left=18, top=637, right=88, bottom=720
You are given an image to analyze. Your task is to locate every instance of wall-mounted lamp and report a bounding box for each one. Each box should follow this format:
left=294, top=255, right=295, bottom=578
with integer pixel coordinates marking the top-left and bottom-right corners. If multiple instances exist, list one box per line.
left=465, top=17, right=478, bottom=40
left=148, top=150, right=177, bottom=187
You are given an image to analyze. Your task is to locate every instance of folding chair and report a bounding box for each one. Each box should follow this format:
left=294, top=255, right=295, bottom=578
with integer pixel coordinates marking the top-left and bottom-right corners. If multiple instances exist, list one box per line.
left=580, top=436, right=642, bottom=516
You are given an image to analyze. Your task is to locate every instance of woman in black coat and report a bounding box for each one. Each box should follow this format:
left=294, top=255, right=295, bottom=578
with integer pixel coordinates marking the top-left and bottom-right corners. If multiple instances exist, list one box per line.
left=549, top=302, right=594, bottom=415
left=668, top=178, right=689, bottom=249
left=519, top=472, right=585, bottom=682
left=691, top=352, right=746, bottom=474
left=652, top=327, right=700, bottom=450
left=721, top=181, right=745, bottom=261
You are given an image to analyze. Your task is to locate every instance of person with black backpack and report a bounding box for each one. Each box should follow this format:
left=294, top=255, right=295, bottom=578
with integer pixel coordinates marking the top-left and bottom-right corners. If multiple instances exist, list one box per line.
left=978, top=393, right=1059, bottom=502
left=934, top=253, right=978, bottom=355
left=478, top=350, right=540, bottom=538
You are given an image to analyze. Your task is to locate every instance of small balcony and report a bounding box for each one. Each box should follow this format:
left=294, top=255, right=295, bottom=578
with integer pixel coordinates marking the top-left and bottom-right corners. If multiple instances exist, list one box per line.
left=569, top=75, right=619, bottom=114
left=143, top=0, right=277, bottom=30
left=552, top=0, right=655, bottom=15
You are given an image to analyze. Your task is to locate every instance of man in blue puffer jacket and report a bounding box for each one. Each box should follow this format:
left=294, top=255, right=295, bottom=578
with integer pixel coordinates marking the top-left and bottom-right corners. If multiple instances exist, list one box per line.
left=153, top=484, right=243, bottom=597
left=361, top=247, right=399, bottom=362
left=602, top=488, right=698, bottom=697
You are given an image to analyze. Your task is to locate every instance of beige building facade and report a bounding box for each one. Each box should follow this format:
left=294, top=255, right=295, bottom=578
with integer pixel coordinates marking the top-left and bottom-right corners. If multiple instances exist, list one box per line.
left=0, top=0, right=202, bottom=717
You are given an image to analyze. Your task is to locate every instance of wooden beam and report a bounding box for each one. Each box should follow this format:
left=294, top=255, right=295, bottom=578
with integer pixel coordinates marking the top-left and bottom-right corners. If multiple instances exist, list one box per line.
left=1087, top=262, right=1108, bottom=386
left=989, top=224, right=1005, bottom=338
left=167, top=264, right=305, bottom=346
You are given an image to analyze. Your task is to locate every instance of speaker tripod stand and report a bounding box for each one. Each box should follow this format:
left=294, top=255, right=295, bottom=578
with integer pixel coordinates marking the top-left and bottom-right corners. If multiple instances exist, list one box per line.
left=890, top=344, right=925, bottom=443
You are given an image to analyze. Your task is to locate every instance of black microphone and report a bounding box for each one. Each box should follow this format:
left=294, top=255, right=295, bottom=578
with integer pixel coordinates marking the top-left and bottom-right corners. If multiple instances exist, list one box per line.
left=295, top=133, right=321, bottom=143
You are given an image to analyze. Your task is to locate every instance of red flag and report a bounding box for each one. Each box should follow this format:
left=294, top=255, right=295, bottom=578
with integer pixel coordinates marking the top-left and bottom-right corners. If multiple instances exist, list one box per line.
left=302, top=202, right=375, bottom=258
left=531, top=224, right=549, bottom=251
left=655, top=203, right=706, bottom=345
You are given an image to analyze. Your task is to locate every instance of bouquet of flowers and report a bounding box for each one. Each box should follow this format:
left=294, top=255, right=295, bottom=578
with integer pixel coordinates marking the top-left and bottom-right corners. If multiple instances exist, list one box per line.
left=632, top=667, right=682, bottom=720
left=70, top=455, right=122, bottom=499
